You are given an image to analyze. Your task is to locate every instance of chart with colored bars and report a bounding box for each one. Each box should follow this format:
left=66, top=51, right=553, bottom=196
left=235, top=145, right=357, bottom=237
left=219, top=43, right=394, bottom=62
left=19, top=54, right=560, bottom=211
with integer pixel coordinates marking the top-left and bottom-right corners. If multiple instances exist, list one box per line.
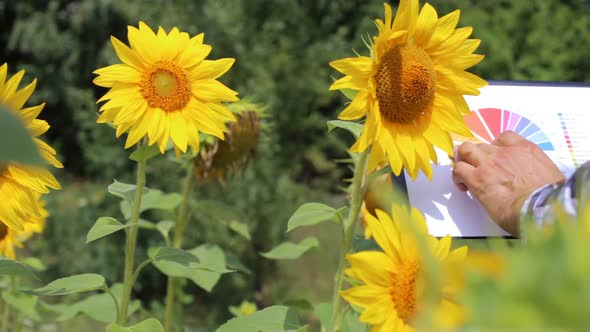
left=462, top=108, right=554, bottom=151
left=558, top=112, right=579, bottom=167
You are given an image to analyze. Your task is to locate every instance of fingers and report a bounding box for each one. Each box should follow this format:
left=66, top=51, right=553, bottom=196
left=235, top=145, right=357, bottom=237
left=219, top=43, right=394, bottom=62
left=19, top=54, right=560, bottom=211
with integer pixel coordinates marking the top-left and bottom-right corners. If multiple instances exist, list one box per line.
left=456, top=142, right=490, bottom=167
left=493, top=131, right=529, bottom=147
left=452, top=161, right=476, bottom=192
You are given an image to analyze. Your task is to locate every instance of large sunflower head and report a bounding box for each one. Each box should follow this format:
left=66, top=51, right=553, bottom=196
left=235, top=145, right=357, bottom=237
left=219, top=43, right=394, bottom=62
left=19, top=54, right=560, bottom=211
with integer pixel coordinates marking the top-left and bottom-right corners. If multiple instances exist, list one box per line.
left=329, top=1, right=487, bottom=180
left=341, top=203, right=468, bottom=331
left=193, top=100, right=265, bottom=184
left=0, top=63, right=61, bottom=231
left=0, top=195, right=46, bottom=259
left=93, top=22, right=239, bottom=155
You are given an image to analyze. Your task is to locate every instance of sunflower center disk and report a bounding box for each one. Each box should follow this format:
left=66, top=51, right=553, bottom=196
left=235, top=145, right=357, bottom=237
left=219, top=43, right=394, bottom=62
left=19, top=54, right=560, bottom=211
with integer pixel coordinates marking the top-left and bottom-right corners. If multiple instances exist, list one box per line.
left=140, top=60, right=191, bottom=113
left=0, top=222, right=8, bottom=241
left=390, top=259, right=419, bottom=323
left=375, top=44, right=436, bottom=124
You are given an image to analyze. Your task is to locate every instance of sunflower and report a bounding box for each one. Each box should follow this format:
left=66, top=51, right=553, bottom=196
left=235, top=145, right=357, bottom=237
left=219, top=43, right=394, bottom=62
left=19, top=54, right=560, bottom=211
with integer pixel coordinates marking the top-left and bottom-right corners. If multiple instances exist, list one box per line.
left=0, top=63, right=62, bottom=231
left=194, top=100, right=264, bottom=183
left=329, top=1, right=486, bottom=179
left=0, top=195, right=46, bottom=259
left=93, top=22, right=239, bottom=155
left=341, top=203, right=467, bottom=331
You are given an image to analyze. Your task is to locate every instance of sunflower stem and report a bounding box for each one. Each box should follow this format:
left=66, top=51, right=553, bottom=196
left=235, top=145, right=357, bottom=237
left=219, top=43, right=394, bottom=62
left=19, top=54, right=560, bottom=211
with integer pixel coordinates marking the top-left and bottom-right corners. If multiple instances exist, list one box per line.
left=0, top=294, right=9, bottom=332
left=118, top=145, right=147, bottom=325
left=331, top=149, right=370, bottom=332
left=10, top=277, right=22, bottom=332
left=164, top=162, right=195, bottom=332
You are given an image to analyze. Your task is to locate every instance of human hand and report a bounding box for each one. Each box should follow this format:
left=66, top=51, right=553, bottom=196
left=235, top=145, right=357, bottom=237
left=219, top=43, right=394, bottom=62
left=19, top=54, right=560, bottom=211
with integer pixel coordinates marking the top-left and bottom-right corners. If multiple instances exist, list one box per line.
left=452, top=131, right=565, bottom=236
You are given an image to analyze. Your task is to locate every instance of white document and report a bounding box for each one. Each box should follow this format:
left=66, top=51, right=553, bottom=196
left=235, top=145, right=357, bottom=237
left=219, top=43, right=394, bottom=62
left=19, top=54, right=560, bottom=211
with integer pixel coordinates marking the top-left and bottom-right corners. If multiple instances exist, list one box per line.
left=405, top=83, right=590, bottom=237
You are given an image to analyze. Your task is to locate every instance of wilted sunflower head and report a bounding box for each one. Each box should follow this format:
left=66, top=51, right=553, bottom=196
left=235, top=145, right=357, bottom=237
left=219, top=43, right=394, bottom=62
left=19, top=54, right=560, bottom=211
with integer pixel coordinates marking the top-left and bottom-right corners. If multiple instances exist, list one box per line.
left=194, top=100, right=266, bottom=184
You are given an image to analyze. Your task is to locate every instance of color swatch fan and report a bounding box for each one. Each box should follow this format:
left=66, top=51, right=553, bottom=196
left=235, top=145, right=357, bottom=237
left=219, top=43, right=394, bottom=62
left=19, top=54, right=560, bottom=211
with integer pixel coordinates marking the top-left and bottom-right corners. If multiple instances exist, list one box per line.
left=461, top=108, right=554, bottom=151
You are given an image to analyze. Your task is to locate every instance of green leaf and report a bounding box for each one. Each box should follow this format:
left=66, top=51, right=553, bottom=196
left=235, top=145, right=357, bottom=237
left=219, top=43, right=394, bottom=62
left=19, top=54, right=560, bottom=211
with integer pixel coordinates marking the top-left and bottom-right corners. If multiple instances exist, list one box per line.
left=0, top=106, right=44, bottom=165
left=107, top=318, right=164, bottom=332
left=228, top=220, right=251, bottom=240
left=156, top=220, right=175, bottom=237
left=120, top=190, right=182, bottom=219
left=185, top=244, right=229, bottom=292
left=86, top=217, right=128, bottom=244
left=313, top=303, right=333, bottom=332
left=260, top=237, right=319, bottom=260
left=20, top=257, right=47, bottom=272
left=326, top=120, right=363, bottom=139
left=108, top=180, right=139, bottom=202
left=56, top=284, right=140, bottom=323
left=340, top=88, right=358, bottom=101
left=0, top=257, right=36, bottom=279
left=149, top=247, right=232, bottom=275
left=24, top=274, right=106, bottom=296
left=120, top=190, right=182, bottom=220
left=286, top=203, right=340, bottom=232
left=215, top=306, right=302, bottom=332
left=224, top=252, right=251, bottom=274
left=129, top=144, right=160, bottom=162
left=2, top=291, right=42, bottom=320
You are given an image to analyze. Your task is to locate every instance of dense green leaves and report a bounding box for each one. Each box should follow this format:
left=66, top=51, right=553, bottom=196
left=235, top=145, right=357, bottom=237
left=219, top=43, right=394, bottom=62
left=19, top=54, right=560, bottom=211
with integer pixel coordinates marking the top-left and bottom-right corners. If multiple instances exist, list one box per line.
left=0, top=106, right=44, bottom=165
left=261, top=237, right=320, bottom=260
left=107, top=318, right=164, bottom=332
left=24, top=274, right=106, bottom=296
left=86, top=217, right=128, bottom=243
left=215, top=306, right=303, bottom=332
left=287, top=203, right=341, bottom=232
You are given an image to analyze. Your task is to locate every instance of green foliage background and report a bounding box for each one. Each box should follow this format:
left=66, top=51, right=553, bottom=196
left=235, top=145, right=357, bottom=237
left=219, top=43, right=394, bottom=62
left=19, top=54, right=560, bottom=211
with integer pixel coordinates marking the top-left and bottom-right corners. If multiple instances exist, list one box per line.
left=1, top=0, right=589, bottom=329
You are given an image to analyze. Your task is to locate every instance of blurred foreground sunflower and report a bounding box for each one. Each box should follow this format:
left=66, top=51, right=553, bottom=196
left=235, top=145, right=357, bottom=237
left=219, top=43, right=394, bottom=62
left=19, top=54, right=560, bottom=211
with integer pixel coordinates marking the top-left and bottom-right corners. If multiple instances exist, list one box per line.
left=329, top=0, right=486, bottom=179
left=342, top=203, right=467, bottom=331
left=0, top=63, right=61, bottom=231
left=194, top=100, right=265, bottom=184
left=94, top=22, right=239, bottom=155
left=0, top=195, right=46, bottom=259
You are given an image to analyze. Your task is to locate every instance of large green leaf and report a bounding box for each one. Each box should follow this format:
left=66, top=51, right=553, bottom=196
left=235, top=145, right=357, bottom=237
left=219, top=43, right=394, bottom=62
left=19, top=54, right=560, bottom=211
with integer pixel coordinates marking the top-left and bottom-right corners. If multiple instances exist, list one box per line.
left=215, top=306, right=302, bottom=332
left=2, top=291, right=42, bottom=320
left=149, top=247, right=233, bottom=279
left=107, top=318, right=164, bottom=332
left=0, top=106, right=43, bottom=165
left=129, top=144, right=160, bottom=162
left=260, top=237, right=319, bottom=260
left=86, top=217, right=128, bottom=244
left=0, top=257, right=36, bottom=279
left=185, top=244, right=230, bottom=292
left=326, top=120, right=363, bottom=139
left=24, top=274, right=106, bottom=296
left=120, top=189, right=182, bottom=219
left=108, top=180, right=140, bottom=202
left=286, top=203, right=341, bottom=232
left=56, top=284, right=140, bottom=323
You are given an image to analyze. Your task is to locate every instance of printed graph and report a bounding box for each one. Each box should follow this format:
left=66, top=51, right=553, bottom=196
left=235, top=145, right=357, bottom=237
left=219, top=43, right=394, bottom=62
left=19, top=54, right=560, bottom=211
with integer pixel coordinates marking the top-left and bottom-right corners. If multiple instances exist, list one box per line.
left=461, top=108, right=555, bottom=151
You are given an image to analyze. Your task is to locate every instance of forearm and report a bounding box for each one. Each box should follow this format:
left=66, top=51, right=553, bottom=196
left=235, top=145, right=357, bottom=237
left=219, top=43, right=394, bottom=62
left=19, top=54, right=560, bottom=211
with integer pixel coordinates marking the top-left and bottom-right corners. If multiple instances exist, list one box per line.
left=519, top=162, right=590, bottom=238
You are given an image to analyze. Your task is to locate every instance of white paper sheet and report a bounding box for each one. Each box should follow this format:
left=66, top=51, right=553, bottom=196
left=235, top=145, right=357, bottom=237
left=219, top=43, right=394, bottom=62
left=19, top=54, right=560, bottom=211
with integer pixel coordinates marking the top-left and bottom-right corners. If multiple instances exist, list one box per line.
left=405, top=83, right=590, bottom=237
